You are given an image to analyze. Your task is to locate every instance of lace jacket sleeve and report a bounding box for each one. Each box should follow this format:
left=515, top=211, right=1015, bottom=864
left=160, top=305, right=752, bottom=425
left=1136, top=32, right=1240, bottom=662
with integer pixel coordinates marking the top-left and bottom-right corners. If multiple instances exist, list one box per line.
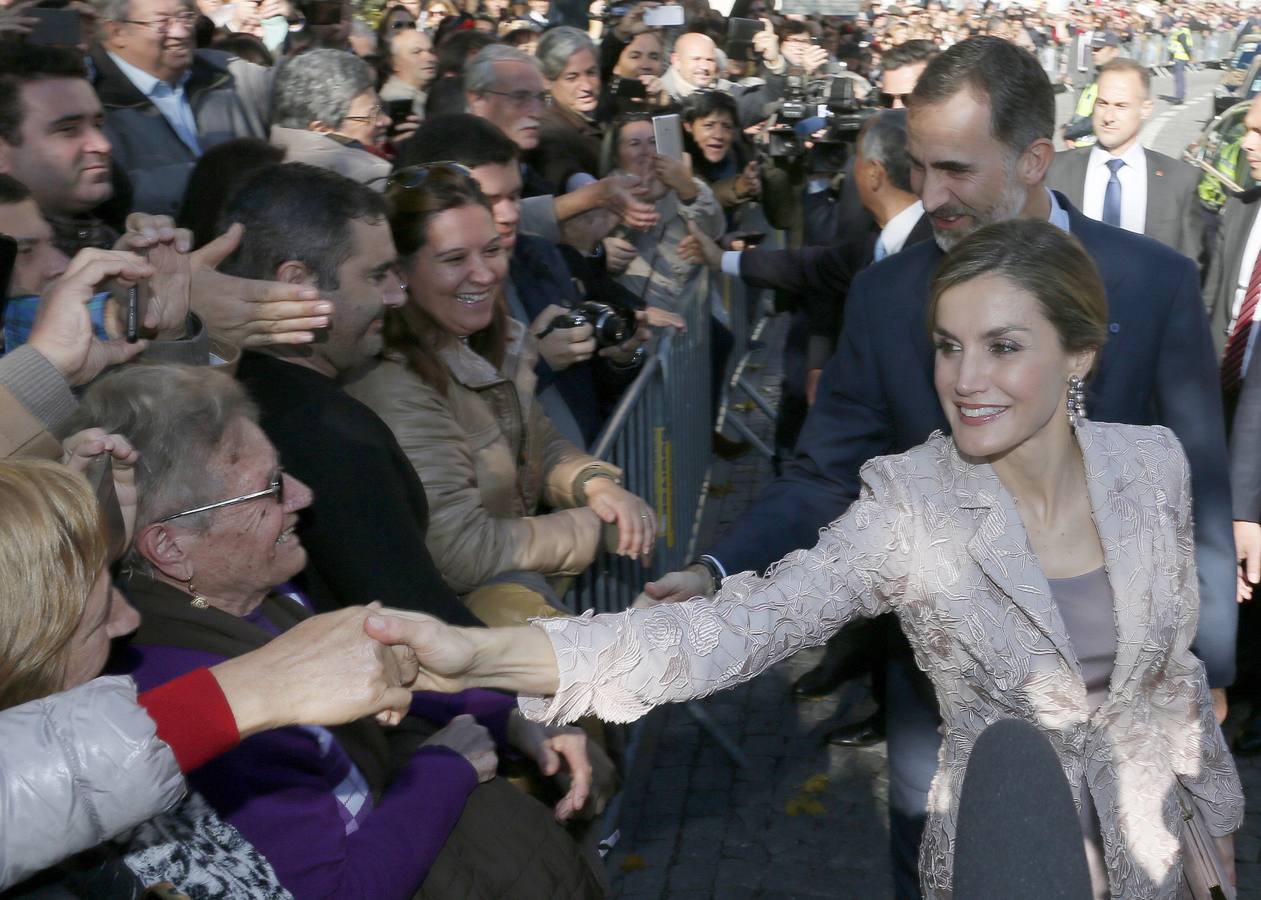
left=519, top=460, right=914, bottom=724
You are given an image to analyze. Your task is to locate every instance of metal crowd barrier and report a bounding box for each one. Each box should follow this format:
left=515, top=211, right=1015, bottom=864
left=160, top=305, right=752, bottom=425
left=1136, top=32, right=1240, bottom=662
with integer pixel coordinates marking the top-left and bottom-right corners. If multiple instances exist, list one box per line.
left=564, top=269, right=717, bottom=615
left=1059, top=27, right=1237, bottom=86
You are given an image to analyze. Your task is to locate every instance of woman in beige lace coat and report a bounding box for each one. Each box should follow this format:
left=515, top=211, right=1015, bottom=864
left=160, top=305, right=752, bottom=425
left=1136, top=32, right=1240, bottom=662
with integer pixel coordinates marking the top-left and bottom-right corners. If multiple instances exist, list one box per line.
left=368, top=220, right=1244, bottom=898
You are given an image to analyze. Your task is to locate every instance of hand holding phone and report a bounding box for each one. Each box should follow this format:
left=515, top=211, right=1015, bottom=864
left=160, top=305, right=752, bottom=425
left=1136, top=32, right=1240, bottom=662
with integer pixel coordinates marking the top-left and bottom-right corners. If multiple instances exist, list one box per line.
left=651, top=113, right=684, bottom=160
left=25, top=6, right=81, bottom=45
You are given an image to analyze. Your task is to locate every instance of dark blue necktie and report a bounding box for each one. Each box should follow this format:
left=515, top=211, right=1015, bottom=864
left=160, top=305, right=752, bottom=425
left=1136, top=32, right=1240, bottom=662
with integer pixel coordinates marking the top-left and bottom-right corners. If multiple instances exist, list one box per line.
left=1102, top=158, right=1124, bottom=227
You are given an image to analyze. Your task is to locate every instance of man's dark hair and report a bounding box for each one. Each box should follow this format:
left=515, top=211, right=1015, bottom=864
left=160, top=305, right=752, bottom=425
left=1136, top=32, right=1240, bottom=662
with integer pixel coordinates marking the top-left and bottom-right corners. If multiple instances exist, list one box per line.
left=0, top=173, right=31, bottom=205
left=858, top=109, right=912, bottom=193
left=178, top=138, right=287, bottom=250
left=881, top=39, right=939, bottom=72
left=909, top=36, right=1054, bottom=158
left=434, top=29, right=498, bottom=80
left=0, top=45, right=88, bottom=146
left=395, top=113, right=519, bottom=170
left=216, top=163, right=387, bottom=291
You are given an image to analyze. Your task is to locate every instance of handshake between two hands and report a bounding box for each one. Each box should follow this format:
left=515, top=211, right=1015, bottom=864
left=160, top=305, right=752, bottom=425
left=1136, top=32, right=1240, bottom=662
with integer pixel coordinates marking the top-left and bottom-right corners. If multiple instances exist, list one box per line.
left=210, top=605, right=603, bottom=821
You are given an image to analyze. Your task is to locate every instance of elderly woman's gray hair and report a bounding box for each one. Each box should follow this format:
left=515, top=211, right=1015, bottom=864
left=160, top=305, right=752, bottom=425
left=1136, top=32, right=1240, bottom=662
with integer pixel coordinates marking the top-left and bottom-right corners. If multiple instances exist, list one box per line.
left=63, top=364, right=259, bottom=571
left=463, top=44, right=541, bottom=94
left=535, top=26, right=595, bottom=80
left=272, top=49, right=375, bottom=131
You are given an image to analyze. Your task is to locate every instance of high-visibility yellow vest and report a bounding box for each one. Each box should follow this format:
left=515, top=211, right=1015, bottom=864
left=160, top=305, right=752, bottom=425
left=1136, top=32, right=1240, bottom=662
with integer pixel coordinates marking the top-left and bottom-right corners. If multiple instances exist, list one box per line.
left=1169, top=26, right=1192, bottom=61
left=1074, top=81, right=1099, bottom=118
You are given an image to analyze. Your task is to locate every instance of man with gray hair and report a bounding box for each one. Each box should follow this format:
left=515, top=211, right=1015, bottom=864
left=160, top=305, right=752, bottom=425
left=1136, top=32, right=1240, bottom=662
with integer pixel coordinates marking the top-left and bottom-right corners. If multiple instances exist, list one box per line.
left=456, top=42, right=662, bottom=252
left=270, top=49, right=392, bottom=191
left=91, top=0, right=272, bottom=216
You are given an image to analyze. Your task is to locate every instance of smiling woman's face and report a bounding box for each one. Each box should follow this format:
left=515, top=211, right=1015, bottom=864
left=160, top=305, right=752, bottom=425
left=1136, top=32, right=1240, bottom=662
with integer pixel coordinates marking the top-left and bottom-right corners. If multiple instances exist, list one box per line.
left=932, top=273, right=1092, bottom=462
left=405, top=203, right=508, bottom=338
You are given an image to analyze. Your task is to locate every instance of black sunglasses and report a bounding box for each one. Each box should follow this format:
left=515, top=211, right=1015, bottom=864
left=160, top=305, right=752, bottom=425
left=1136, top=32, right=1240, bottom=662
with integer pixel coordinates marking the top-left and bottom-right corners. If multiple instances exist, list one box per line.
left=387, top=162, right=480, bottom=211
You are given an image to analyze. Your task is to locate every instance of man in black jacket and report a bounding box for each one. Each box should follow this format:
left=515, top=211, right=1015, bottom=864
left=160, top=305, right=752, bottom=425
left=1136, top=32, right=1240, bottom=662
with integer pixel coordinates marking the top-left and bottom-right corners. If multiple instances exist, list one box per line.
left=220, top=163, right=482, bottom=627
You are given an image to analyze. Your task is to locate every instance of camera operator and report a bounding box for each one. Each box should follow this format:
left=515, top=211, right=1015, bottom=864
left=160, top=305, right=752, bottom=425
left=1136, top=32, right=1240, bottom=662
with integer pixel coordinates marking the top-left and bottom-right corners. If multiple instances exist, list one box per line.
left=805, top=38, right=936, bottom=247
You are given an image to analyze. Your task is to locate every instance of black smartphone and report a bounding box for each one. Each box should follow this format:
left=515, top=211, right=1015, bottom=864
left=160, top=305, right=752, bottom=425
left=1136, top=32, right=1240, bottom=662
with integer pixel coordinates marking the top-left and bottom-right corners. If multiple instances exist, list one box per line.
left=385, top=98, right=413, bottom=130
left=614, top=76, right=648, bottom=100
left=304, top=0, right=342, bottom=26
left=26, top=7, right=82, bottom=46
left=125, top=248, right=151, bottom=342
left=0, top=233, right=16, bottom=332
left=726, top=16, right=761, bottom=62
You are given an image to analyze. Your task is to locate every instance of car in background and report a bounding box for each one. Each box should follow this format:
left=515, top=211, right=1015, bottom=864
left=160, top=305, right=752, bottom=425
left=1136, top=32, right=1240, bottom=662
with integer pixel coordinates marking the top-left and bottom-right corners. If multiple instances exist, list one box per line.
left=1185, top=99, right=1259, bottom=214
left=1214, top=33, right=1261, bottom=116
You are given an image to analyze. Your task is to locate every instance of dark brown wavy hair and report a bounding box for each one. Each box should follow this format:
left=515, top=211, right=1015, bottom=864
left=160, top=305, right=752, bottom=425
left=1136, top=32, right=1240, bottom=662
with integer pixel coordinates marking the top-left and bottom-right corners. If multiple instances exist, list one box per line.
left=384, top=164, right=507, bottom=392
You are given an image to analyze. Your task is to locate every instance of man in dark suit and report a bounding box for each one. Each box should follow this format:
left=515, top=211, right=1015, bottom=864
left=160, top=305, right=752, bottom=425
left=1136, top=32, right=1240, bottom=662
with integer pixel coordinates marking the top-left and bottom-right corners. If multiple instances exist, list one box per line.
left=1047, top=57, right=1203, bottom=262
left=1207, top=92, right=1261, bottom=751
left=682, top=108, right=930, bottom=737
left=646, top=38, right=1236, bottom=898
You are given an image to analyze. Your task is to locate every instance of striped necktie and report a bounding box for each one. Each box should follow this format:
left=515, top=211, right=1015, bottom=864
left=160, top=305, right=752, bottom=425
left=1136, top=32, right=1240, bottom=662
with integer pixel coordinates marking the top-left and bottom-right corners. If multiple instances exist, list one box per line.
left=1221, top=246, right=1261, bottom=395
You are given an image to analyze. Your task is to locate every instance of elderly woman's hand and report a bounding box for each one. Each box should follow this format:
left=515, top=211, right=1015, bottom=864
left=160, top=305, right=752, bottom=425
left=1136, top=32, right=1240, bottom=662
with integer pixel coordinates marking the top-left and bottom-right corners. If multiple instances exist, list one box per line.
left=61, top=428, right=139, bottom=545
left=506, top=712, right=600, bottom=820
left=208, top=606, right=417, bottom=738
left=423, top=714, right=498, bottom=782
left=652, top=152, right=698, bottom=203
left=584, top=478, right=656, bottom=561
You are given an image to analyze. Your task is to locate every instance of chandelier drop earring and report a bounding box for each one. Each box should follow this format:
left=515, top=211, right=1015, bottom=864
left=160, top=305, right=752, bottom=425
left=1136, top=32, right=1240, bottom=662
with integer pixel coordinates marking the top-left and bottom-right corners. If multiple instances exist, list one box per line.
left=187, top=579, right=209, bottom=609
left=1066, top=374, right=1086, bottom=426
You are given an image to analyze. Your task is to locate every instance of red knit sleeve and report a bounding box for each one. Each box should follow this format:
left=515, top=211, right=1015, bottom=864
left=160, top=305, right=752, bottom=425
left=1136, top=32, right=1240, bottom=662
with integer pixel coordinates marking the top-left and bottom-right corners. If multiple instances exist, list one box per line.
left=137, top=667, right=240, bottom=773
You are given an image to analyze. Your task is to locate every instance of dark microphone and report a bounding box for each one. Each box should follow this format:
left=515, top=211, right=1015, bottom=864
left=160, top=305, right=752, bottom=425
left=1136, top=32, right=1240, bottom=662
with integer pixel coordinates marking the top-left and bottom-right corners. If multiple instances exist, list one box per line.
left=953, top=718, right=1094, bottom=899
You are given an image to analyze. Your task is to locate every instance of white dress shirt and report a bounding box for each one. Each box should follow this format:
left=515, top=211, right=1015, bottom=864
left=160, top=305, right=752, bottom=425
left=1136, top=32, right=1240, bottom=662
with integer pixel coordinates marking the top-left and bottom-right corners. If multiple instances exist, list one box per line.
left=1081, top=143, right=1147, bottom=235
left=1227, top=208, right=1261, bottom=378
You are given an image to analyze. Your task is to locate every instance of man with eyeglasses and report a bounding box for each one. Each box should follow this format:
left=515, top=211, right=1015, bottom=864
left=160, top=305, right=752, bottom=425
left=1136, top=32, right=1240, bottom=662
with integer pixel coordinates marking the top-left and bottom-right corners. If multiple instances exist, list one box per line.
left=91, top=0, right=272, bottom=217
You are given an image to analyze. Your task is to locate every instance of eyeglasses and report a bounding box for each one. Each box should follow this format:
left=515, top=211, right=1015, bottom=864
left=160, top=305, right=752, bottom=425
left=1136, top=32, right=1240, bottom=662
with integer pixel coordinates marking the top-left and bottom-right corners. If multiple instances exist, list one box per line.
left=878, top=91, right=910, bottom=108
left=390, top=18, right=417, bottom=29
left=387, top=161, right=479, bottom=212
left=343, top=104, right=383, bottom=123
left=480, top=88, right=549, bottom=107
left=120, top=11, right=199, bottom=33
left=157, top=467, right=286, bottom=523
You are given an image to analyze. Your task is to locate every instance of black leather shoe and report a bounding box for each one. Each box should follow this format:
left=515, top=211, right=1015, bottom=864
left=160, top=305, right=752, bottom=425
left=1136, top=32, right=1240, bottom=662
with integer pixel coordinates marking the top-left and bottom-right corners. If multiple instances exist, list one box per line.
left=713, top=432, right=751, bottom=460
left=1233, top=711, right=1261, bottom=755
left=793, top=637, right=864, bottom=699
left=824, top=712, right=886, bottom=748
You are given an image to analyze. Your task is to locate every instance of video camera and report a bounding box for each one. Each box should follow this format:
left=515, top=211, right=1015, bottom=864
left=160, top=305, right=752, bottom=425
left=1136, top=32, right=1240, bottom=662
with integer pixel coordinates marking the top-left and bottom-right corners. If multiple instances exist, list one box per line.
left=763, top=72, right=878, bottom=174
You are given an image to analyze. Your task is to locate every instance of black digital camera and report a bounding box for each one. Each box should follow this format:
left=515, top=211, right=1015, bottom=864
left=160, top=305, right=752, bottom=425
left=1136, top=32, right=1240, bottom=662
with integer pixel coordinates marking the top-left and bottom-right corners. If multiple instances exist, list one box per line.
left=542, top=302, right=633, bottom=348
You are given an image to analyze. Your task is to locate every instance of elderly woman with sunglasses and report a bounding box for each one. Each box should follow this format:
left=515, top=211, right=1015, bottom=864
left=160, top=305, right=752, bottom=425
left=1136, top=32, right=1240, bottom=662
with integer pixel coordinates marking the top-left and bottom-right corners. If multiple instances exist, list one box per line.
left=345, top=164, right=656, bottom=623
left=76, top=364, right=603, bottom=899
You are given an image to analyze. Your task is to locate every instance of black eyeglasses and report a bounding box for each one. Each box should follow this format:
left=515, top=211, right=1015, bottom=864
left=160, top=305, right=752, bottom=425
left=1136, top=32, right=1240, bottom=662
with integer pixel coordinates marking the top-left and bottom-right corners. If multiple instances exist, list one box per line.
left=157, top=467, right=286, bottom=523
left=120, top=11, right=199, bottom=33
left=480, top=88, right=549, bottom=107
left=390, top=18, right=417, bottom=29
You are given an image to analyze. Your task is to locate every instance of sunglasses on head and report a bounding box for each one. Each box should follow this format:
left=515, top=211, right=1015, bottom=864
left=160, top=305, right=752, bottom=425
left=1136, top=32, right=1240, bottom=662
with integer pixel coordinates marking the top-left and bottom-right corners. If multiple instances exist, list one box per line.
left=387, top=162, right=480, bottom=211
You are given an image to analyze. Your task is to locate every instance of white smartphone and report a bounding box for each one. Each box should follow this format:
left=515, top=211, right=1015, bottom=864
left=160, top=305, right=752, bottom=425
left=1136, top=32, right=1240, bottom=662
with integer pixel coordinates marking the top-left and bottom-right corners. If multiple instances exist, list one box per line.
left=652, top=113, right=685, bottom=160
left=643, top=4, right=685, bottom=26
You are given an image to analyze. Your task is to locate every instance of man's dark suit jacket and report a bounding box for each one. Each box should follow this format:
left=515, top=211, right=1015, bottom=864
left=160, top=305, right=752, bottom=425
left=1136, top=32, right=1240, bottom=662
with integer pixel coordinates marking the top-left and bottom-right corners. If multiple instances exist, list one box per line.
left=739, top=212, right=934, bottom=368
left=710, top=194, right=1238, bottom=686
left=237, top=351, right=483, bottom=627
left=1232, top=346, right=1261, bottom=522
left=1046, top=146, right=1204, bottom=262
left=1204, top=191, right=1261, bottom=359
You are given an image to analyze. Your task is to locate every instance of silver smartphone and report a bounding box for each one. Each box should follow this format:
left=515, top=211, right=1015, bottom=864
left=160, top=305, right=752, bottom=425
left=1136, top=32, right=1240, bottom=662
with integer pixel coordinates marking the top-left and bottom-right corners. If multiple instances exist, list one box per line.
left=642, top=3, right=684, bottom=26
left=652, top=113, right=684, bottom=160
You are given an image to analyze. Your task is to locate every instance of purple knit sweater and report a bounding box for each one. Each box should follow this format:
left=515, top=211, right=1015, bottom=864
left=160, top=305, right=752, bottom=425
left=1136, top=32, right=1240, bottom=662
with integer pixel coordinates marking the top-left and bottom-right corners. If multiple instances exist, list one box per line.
left=123, top=606, right=516, bottom=900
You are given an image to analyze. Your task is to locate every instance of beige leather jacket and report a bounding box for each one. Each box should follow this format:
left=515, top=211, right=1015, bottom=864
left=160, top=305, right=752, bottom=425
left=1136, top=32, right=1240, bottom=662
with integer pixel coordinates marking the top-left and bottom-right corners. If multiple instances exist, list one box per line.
left=521, top=422, right=1243, bottom=898
left=345, top=319, right=620, bottom=594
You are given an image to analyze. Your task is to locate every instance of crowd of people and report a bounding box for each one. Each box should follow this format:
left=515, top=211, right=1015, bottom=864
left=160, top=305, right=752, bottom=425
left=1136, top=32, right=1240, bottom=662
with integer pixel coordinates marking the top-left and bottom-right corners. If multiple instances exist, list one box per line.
left=0, top=0, right=1260, bottom=897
